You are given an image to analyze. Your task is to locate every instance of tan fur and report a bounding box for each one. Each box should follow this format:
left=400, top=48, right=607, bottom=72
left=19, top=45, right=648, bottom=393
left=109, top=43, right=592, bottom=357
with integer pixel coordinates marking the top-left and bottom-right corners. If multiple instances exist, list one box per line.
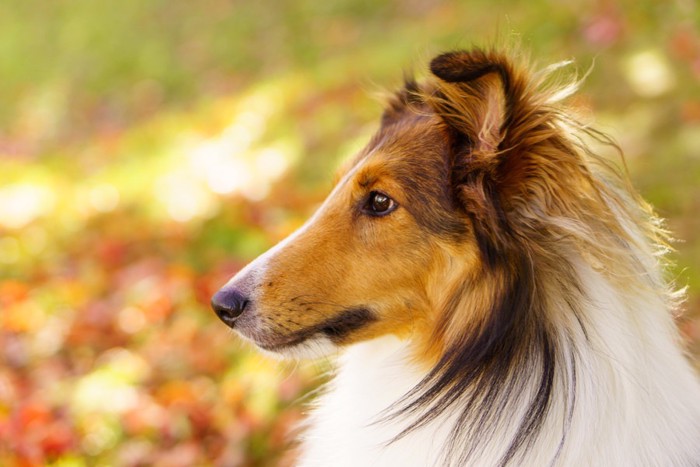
left=245, top=122, right=468, bottom=354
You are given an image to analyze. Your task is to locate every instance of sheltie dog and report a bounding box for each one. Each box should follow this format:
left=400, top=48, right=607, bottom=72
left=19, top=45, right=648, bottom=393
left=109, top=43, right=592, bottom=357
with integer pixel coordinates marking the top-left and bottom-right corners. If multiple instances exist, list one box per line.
left=211, top=49, right=700, bottom=466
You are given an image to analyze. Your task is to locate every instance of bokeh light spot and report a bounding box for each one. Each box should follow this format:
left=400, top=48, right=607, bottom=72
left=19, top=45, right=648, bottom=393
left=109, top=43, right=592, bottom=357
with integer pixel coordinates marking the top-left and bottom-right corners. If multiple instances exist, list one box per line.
left=624, top=49, right=676, bottom=97
left=0, top=183, right=55, bottom=229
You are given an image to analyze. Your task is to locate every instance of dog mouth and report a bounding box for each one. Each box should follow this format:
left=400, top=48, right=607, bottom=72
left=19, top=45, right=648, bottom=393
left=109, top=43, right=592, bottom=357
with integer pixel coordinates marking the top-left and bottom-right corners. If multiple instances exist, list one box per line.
left=255, top=307, right=377, bottom=352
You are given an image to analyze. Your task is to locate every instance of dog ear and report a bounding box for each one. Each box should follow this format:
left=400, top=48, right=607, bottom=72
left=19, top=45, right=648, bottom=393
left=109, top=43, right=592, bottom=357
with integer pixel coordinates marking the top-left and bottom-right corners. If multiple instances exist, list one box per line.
left=428, top=50, right=513, bottom=158
left=427, top=50, right=523, bottom=257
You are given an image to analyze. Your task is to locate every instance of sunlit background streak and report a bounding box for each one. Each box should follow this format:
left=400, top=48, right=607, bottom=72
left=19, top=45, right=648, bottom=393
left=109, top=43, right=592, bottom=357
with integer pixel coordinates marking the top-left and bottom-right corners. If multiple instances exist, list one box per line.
left=1, top=1, right=699, bottom=465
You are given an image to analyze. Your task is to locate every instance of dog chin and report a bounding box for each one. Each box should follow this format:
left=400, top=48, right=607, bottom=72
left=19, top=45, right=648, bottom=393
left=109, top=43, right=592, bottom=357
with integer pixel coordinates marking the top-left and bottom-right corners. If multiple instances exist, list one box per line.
left=235, top=330, right=339, bottom=360
left=257, top=336, right=339, bottom=360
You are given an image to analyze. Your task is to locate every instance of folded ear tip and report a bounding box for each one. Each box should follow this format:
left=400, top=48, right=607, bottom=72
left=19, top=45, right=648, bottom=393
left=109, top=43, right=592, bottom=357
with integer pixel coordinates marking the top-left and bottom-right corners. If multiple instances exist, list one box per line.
left=430, top=50, right=501, bottom=84
left=428, top=49, right=510, bottom=153
left=430, top=51, right=468, bottom=82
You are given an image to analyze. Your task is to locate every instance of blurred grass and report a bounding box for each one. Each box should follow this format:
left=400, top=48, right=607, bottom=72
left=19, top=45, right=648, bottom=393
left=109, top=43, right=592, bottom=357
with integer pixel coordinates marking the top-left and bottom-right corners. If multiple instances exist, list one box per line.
left=1, top=0, right=699, bottom=465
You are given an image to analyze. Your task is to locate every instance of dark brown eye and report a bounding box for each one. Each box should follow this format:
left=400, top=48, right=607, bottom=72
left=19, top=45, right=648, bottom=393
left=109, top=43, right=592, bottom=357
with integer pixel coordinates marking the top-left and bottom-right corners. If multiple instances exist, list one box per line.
left=363, top=191, right=397, bottom=216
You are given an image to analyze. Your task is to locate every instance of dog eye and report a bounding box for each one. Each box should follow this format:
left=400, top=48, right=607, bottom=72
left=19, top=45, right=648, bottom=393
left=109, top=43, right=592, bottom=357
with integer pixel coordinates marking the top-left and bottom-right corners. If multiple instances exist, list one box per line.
left=363, top=191, right=397, bottom=216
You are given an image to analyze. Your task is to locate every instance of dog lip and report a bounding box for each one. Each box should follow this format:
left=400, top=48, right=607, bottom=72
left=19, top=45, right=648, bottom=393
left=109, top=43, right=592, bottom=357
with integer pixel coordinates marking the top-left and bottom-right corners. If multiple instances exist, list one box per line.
left=256, top=307, right=377, bottom=351
left=316, top=307, right=376, bottom=341
left=258, top=334, right=310, bottom=352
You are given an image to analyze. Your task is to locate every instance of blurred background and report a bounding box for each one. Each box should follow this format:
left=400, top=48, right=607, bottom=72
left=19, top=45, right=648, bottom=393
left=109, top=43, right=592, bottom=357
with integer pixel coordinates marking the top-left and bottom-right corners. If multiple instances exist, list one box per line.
left=0, top=0, right=698, bottom=465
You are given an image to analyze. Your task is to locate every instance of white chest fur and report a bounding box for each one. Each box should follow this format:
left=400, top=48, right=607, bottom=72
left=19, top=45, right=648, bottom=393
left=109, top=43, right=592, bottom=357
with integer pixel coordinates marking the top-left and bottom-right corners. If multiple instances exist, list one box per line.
left=297, top=336, right=452, bottom=467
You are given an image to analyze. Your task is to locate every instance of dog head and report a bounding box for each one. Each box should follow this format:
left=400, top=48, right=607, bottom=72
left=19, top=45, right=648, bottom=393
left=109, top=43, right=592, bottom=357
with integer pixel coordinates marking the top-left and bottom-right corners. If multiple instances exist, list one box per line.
left=211, top=49, right=622, bottom=362
left=211, top=99, right=475, bottom=359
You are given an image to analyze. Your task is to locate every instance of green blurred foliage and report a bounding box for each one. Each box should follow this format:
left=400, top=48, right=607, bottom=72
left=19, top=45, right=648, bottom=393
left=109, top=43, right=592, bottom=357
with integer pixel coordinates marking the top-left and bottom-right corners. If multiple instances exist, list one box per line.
left=0, top=0, right=699, bottom=465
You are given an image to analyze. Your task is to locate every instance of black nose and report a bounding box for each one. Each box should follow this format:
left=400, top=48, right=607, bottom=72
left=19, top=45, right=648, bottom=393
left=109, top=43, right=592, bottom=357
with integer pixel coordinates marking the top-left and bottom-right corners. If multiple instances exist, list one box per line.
left=211, top=288, right=249, bottom=326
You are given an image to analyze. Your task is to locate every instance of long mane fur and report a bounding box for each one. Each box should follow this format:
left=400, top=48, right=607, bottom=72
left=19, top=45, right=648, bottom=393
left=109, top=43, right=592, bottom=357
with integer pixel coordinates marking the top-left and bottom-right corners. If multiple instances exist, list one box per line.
left=379, top=49, right=682, bottom=466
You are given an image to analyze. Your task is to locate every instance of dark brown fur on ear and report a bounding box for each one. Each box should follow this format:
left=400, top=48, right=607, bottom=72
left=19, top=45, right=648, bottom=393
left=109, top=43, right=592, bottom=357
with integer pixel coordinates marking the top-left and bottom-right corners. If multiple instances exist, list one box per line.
left=427, top=49, right=526, bottom=154
left=430, top=50, right=512, bottom=99
left=424, top=50, right=522, bottom=256
left=424, top=49, right=626, bottom=251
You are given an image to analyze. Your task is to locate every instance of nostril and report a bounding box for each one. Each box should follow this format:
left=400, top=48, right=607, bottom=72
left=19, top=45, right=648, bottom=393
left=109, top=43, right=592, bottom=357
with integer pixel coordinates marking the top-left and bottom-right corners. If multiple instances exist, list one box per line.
left=211, top=288, right=250, bottom=326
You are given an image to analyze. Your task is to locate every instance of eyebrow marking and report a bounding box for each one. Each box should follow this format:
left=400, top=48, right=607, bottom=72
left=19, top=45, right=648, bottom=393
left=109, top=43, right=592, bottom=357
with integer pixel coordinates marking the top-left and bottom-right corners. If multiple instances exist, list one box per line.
left=357, top=172, right=377, bottom=188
